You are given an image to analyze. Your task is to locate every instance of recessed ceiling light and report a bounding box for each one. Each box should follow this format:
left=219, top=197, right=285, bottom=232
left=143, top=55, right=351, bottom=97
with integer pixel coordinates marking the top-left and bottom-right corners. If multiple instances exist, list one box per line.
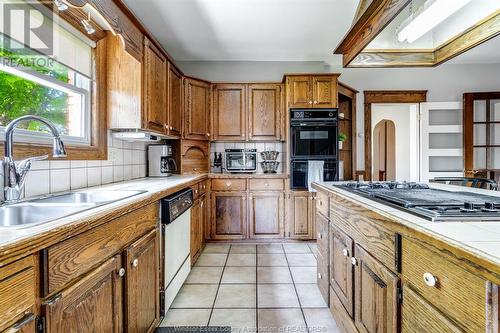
left=398, top=0, right=472, bottom=43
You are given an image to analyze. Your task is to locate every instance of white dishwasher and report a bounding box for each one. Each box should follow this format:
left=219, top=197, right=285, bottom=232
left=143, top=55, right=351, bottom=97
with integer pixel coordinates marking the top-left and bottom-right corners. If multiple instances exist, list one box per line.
left=160, top=188, right=193, bottom=315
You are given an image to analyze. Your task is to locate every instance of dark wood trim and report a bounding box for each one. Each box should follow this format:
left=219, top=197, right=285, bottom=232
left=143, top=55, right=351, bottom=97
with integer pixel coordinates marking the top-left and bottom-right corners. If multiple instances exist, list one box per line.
left=364, top=90, right=427, bottom=180
left=338, top=82, right=358, bottom=179
left=463, top=91, right=500, bottom=177
left=334, top=0, right=411, bottom=67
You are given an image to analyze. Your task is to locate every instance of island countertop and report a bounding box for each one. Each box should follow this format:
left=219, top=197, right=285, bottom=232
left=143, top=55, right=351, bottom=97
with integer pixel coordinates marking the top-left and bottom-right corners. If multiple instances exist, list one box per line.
left=312, top=181, right=500, bottom=279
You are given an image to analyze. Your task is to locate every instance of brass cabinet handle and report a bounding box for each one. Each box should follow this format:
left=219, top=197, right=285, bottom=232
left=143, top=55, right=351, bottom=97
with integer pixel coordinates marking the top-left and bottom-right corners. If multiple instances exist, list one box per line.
left=342, top=249, right=349, bottom=257
left=308, top=101, right=313, bottom=104
left=132, top=259, right=139, bottom=267
left=317, top=233, right=322, bottom=239
left=206, top=133, right=210, bottom=137
left=423, top=272, right=438, bottom=287
left=226, top=182, right=231, bottom=187
left=170, top=126, right=173, bottom=130
left=118, top=268, right=125, bottom=277
left=314, top=101, right=318, bottom=104
left=351, top=257, right=357, bottom=266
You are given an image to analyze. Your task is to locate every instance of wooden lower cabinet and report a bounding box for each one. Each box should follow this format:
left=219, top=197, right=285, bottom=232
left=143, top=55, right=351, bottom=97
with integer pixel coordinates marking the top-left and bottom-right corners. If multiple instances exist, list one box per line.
left=353, top=244, right=399, bottom=333
left=4, top=314, right=37, bottom=332
left=124, top=229, right=160, bottom=333
left=44, top=255, right=123, bottom=333
left=330, top=223, right=354, bottom=317
left=191, top=194, right=207, bottom=263
left=401, top=285, right=462, bottom=333
left=287, top=191, right=313, bottom=239
left=211, top=191, right=247, bottom=240
left=249, top=191, right=284, bottom=239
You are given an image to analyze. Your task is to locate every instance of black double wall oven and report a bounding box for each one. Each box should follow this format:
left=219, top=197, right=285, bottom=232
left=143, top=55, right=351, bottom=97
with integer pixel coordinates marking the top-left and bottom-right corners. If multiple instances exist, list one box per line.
left=290, top=109, right=339, bottom=189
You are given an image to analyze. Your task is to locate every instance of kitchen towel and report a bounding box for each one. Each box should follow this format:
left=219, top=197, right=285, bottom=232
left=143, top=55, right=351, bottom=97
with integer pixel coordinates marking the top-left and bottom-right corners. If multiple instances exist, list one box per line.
left=307, top=160, right=324, bottom=191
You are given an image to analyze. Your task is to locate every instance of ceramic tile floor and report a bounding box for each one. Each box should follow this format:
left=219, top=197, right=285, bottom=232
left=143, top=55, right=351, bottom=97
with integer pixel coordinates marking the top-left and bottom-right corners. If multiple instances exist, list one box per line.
left=160, top=242, right=341, bottom=333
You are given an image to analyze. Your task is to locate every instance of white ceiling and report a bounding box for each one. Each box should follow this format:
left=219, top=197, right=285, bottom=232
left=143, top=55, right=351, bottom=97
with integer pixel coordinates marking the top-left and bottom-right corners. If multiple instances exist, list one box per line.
left=122, top=0, right=359, bottom=62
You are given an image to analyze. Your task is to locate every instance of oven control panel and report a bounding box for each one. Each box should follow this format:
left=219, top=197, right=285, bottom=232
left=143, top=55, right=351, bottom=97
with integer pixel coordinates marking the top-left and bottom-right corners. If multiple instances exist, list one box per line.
left=291, top=109, right=338, bottom=120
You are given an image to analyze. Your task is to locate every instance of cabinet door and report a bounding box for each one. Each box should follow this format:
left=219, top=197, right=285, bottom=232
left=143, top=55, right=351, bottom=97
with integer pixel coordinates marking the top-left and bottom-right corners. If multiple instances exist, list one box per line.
left=44, top=255, right=123, bottom=333
left=125, top=229, right=160, bottom=332
left=354, top=244, right=399, bottom=333
left=190, top=198, right=202, bottom=262
left=248, top=84, right=282, bottom=141
left=184, top=78, right=210, bottom=140
left=287, top=76, right=311, bottom=108
left=329, top=223, right=354, bottom=317
left=402, top=285, right=462, bottom=333
left=287, top=191, right=312, bottom=239
left=213, top=84, right=247, bottom=141
left=249, top=191, right=284, bottom=239
left=312, top=76, right=337, bottom=108
left=211, top=191, right=247, bottom=240
left=168, top=64, right=183, bottom=137
left=143, top=38, right=167, bottom=133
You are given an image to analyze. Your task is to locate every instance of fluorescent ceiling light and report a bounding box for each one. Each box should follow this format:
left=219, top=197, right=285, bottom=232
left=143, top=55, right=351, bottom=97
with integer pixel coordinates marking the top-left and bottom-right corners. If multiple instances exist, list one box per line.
left=398, top=0, right=472, bottom=43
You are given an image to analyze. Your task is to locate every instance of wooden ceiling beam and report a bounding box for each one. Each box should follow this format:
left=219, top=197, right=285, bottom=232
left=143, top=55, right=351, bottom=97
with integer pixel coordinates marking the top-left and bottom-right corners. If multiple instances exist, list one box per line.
left=349, top=51, right=435, bottom=67
left=334, top=0, right=411, bottom=67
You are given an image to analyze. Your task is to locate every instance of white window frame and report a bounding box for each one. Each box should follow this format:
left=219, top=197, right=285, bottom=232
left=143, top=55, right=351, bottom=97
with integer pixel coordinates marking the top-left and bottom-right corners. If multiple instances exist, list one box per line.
left=0, top=59, right=92, bottom=146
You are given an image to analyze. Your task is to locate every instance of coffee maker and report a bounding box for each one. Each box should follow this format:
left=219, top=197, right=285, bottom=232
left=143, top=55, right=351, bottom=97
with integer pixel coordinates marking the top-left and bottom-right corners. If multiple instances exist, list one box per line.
left=148, top=145, right=177, bottom=177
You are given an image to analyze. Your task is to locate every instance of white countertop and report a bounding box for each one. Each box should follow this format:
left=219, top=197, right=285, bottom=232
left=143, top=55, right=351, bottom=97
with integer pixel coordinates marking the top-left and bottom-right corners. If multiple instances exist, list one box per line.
left=315, top=181, right=500, bottom=267
left=0, top=175, right=204, bottom=258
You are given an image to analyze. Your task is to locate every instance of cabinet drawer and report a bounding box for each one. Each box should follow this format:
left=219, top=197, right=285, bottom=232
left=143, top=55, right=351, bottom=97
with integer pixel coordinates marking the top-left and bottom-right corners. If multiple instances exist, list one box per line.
left=402, top=285, right=462, bottom=333
left=199, top=180, right=208, bottom=195
left=316, top=191, right=329, bottom=217
left=212, top=179, right=246, bottom=191
left=402, top=237, right=487, bottom=332
left=317, top=252, right=329, bottom=306
left=0, top=255, right=36, bottom=331
left=248, top=178, right=284, bottom=191
left=315, top=212, right=329, bottom=256
left=191, top=183, right=200, bottom=200
left=44, top=203, right=158, bottom=295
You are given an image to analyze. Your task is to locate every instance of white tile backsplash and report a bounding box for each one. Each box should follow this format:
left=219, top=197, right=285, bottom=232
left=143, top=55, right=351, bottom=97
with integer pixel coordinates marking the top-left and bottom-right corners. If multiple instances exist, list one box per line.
left=18, top=131, right=148, bottom=199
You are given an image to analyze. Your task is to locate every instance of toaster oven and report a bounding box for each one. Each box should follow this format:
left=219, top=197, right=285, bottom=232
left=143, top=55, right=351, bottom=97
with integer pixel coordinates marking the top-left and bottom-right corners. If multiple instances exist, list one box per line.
left=224, top=149, right=257, bottom=173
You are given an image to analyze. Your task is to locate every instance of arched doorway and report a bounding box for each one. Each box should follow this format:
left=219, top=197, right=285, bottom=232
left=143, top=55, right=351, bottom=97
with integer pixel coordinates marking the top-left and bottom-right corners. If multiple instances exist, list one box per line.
left=373, top=119, right=396, bottom=181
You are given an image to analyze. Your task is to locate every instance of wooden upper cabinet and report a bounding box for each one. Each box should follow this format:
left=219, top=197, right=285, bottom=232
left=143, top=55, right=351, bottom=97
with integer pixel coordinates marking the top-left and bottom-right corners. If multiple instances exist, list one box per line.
left=184, top=78, right=211, bottom=140
left=143, top=38, right=167, bottom=134
left=44, top=255, right=123, bottom=333
left=249, top=191, right=284, bottom=239
left=248, top=84, right=283, bottom=141
left=287, top=76, right=312, bottom=108
left=354, top=244, right=398, bottom=333
left=168, top=64, right=183, bottom=138
left=286, top=74, right=339, bottom=109
left=213, top=84, right=247, bottom=141
left=124, top=229, right=160, bottom=332
left=313, top=76, right=337, bottom=108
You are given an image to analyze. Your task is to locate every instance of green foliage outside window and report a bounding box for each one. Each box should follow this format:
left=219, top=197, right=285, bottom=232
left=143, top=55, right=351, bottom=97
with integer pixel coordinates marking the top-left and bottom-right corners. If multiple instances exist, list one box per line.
left=0, top=36, right=71, bottom=134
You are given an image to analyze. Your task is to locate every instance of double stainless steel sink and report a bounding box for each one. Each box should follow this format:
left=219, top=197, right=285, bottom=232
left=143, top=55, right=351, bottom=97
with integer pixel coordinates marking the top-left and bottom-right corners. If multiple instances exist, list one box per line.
left=0, top=190, right=146, bottom=228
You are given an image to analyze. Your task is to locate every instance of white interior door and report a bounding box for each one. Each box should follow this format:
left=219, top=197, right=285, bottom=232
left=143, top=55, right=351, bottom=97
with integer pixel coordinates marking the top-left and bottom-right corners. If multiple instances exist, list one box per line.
left=420, top=102, right=463, bottom=182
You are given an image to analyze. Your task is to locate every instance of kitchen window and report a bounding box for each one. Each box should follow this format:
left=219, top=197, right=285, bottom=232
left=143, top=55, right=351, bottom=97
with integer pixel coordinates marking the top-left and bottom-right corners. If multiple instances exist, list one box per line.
left=0, top=1, right=107, bottom=159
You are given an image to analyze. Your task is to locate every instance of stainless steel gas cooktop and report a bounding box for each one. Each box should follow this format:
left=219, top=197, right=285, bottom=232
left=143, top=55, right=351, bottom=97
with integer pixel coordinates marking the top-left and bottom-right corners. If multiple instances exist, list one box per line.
left=338, top=182, right=500, bottom=222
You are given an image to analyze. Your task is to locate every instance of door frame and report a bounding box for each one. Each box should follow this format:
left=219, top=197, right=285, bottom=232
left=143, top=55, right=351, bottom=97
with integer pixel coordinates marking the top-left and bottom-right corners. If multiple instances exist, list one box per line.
left=364, top=90, right=427, bottom=180
left=463, top=92, right=500, bottom=177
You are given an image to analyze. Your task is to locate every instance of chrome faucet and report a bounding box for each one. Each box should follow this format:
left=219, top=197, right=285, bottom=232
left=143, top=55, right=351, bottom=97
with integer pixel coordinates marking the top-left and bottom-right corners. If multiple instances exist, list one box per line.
left=2, top=115, right=67, bottom=203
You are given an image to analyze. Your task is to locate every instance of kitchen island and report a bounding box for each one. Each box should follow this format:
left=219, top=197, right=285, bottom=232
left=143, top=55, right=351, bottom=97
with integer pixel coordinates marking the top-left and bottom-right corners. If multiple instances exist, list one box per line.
left=312, top=181, right=500, bottom=333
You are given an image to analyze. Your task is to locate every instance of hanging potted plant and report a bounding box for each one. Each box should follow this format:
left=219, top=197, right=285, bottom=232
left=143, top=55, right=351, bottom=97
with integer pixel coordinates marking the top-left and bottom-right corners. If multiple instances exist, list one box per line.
left=338, top=132, right=347, bottom=150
